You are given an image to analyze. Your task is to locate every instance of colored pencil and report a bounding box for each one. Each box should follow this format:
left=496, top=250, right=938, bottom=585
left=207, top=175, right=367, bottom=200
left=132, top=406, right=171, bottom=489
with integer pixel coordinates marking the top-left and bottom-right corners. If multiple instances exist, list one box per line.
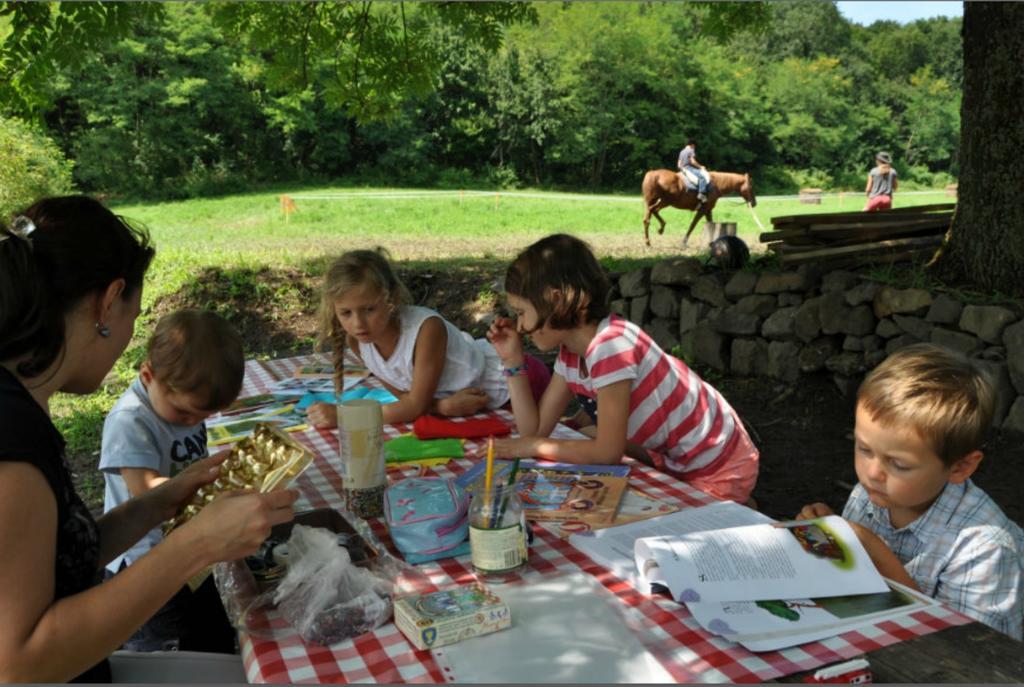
left=484, top=437, right=495, bottom=493
left=506, top=457, right=521, bottom=488
left=495, top=457, right=521, bottom=527
left=484, top=437, right=496, bottom=521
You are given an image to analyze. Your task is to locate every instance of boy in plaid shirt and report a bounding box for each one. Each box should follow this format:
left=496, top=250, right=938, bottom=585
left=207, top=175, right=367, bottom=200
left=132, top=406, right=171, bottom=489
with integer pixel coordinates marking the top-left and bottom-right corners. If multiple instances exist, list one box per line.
left=799, top=344, right=1022, bottom=640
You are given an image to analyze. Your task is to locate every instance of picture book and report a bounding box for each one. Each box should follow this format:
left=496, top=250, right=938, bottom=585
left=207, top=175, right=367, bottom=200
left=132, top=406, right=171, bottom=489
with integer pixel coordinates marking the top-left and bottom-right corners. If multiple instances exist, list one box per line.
left=455, top=460, right=629, bottom=527
left=684, top=579, right=939, bottom=652
left=293, top=362, right=369, bottom=381
left=207, top=404, right=309, bottom=446
left=267, top=376, right=338, bottom=396
left=634, top=515, right=890, bottom=604
left=569, top=501, right=927, bottom=653
left=549, top=488, right=681, bottom=538
left=224, top=392, right=300, bottom=414
left=568, top=500, right=771, bottom=590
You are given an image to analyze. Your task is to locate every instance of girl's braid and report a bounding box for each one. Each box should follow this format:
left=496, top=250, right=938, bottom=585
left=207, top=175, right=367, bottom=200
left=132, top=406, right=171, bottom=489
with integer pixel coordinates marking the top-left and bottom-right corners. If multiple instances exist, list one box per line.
left=331, top=322, right=347, bottom=395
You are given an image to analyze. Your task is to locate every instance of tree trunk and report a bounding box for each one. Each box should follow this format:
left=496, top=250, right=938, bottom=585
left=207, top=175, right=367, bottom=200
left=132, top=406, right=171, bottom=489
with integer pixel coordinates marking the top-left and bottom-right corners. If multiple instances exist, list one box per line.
left=933, top=3, right=1024, bottom=295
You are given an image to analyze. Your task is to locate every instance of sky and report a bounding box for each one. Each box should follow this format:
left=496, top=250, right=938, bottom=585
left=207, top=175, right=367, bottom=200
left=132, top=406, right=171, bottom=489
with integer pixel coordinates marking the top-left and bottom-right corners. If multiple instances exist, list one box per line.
left=836, top=1, right=963, bottom=25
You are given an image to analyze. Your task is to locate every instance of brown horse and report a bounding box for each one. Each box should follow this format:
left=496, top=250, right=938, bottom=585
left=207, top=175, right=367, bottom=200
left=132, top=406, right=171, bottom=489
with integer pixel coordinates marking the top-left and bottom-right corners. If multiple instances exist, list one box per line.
left=641, top=170, right=757, bottom=247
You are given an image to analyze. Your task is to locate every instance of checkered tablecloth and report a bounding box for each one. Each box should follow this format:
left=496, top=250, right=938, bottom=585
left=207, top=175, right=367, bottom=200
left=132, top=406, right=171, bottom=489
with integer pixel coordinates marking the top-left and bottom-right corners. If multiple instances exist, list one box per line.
left=229, top=355, right=972, bottom=684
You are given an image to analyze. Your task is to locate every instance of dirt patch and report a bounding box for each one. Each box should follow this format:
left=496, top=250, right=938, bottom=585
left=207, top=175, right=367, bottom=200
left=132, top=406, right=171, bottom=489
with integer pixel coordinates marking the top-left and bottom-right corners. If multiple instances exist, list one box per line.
left=73, top=263, right=1022, bottom=528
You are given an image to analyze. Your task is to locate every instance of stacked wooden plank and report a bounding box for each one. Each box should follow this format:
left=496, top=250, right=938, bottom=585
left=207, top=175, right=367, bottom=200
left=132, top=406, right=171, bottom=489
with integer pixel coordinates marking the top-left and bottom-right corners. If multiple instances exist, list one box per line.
left=760, top=203, right=955, bottom=265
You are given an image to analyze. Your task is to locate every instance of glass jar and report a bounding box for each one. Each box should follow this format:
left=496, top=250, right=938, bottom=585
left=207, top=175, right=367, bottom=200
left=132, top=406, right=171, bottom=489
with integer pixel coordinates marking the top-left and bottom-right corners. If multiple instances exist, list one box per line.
left=469, top=484, right=528, bottom=578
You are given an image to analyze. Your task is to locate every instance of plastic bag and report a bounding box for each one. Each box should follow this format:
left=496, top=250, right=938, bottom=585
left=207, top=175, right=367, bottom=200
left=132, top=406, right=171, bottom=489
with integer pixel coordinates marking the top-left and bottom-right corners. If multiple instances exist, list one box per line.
left=272, top=525, right=392, bottom=645
left=214, top=506, right=434, bottom=644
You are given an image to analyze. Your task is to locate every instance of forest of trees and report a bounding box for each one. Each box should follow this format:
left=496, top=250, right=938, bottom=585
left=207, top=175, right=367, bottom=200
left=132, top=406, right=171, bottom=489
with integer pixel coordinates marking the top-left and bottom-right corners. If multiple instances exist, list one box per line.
left=2, top=2, right=962, bottom=201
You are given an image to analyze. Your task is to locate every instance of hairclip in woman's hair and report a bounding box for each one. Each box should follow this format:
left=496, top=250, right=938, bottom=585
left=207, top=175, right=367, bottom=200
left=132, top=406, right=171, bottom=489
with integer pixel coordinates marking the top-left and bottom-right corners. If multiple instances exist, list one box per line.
left=11, top=216, right=37, bottom=238
left=1, top=216, right=36, bottom=246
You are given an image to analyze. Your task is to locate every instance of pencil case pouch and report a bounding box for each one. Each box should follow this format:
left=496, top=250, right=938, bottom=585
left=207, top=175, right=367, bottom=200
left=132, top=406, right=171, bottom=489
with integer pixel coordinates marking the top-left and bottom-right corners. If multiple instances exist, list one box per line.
left=384, top=477, right=471, bottom=564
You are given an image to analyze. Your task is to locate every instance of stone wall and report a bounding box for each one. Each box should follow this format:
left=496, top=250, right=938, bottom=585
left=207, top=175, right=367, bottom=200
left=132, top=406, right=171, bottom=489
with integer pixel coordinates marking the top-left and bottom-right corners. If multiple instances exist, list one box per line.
left=610, top=257, right=1024, bottom=432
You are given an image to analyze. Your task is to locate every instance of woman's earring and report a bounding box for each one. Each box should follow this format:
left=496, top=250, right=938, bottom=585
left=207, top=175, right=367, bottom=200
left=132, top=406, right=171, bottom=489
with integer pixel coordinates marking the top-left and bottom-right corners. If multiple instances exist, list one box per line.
left=95, top=322, right=111, bottom=338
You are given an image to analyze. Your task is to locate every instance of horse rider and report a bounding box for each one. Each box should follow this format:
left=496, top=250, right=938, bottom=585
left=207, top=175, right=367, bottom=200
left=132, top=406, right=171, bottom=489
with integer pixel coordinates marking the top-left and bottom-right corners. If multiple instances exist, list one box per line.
left=863, top=151, right=898, bottom=211
left=677, top=138, right=710, bottom=205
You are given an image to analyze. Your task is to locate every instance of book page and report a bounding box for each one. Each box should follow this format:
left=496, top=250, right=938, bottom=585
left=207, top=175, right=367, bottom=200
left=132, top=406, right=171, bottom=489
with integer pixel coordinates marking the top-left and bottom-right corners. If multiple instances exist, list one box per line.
left=569, top=501, right=771, bottom=590
left=635, top=515, right=890, bottom=603
left=684, top=581, right=937, bottom=651
left=686, top=580, right=939, bottom=652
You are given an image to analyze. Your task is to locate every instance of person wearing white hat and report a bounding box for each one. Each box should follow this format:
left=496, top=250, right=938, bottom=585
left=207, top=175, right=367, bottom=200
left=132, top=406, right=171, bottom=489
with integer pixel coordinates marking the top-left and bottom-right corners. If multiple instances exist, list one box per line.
left=863, top=151, right=898, bottom=211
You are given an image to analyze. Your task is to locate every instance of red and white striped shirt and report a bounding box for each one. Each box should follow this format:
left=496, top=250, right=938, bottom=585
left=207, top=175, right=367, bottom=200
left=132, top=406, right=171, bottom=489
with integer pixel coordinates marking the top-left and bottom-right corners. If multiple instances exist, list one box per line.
left=554, top=314, right=742, bottom=478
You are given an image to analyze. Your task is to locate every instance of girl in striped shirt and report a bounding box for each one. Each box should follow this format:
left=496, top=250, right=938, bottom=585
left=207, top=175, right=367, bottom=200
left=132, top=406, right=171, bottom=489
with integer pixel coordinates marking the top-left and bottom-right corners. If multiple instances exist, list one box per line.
left=487, top=234, right=758, bottom=502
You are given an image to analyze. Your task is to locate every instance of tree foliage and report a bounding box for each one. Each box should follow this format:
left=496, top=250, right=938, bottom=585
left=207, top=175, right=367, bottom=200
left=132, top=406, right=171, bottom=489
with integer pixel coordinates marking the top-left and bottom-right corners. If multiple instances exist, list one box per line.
left=1, top=2, right=962, bottom=198
left=0, top=116, right=73, bottom=219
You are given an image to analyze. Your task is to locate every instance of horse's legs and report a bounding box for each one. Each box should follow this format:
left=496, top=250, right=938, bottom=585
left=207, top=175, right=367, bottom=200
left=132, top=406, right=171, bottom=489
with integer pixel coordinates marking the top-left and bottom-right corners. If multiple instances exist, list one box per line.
left=683, top=207, right=706, bottom=247
left=652, top=203, right=667, bottom=235
left=643, top=205, right=654, bottom=247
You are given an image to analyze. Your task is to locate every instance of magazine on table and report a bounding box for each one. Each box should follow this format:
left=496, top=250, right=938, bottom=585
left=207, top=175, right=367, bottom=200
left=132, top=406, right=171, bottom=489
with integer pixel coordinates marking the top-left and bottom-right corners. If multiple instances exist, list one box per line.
left=223, top=392, right=300, bottom=414
left=634, top=515, right=890, bottom=603
left=267, top=376, right=338, bottom=396
left=293, top=361, right=369, bottom=381
left=455, top=459, right=629, bottom=527
left=549, top=487, right=681, bottom=538
left=207, top=404, right=308, bottom=445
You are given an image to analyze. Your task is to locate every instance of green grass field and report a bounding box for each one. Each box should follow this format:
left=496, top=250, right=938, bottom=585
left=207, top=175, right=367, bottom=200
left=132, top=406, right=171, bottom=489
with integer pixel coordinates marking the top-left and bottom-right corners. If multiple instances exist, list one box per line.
left=112, top=184, right=952, bottom=320
left=116, top=186, right=951, bottom=265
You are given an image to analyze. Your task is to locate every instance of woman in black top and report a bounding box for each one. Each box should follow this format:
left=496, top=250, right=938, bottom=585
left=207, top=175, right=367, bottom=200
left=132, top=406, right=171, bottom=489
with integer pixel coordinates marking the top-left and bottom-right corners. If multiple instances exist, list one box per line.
left=0, top=196, right=297, bottom=682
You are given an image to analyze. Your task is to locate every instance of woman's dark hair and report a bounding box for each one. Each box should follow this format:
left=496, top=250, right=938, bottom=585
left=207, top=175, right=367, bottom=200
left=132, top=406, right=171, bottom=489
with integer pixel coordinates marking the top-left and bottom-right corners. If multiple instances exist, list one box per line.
left=504, top=233, right=609, bottom=331
left=0, top=195, right=155, bottom=378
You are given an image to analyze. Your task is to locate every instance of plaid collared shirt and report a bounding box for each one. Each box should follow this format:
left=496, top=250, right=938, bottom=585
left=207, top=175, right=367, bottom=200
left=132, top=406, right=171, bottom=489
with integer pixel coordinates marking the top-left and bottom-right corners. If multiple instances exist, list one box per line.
left=844, top=479, right=1023, bottom=640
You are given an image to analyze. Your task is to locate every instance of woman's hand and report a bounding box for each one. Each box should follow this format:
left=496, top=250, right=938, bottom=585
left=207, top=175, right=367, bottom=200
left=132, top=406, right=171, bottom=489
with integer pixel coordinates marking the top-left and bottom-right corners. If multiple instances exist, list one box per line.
left=795, top=502, right=834, bottom=520
left=436, top=388, right=490, bottom=417
left=306, top=402, right=338, bottom=429
left=146, top=451, right=230, bottom=523
left=178, top=489, right=299, bottom=565
left=486, top=317, right=524, bottom=367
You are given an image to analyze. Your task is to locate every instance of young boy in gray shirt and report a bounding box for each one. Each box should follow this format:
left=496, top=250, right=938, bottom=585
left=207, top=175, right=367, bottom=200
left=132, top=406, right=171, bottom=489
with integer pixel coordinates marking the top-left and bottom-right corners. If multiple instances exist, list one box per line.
left=101, top=309, right=245, bottom=652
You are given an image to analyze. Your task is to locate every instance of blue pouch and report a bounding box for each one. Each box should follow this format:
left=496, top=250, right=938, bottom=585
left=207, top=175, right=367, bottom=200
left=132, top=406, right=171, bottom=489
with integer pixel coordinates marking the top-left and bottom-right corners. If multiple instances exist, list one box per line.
left=384, top=477, right=471, bottom=564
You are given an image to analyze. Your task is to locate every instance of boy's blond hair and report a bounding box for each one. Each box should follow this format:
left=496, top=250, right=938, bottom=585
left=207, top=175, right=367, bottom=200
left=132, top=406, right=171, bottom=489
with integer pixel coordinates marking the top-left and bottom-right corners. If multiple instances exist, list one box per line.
left=147, top=309, right=245, bottom=411
left=315, top=248, right=411, bottom=392
left=857, top=343, right=995, bottom=466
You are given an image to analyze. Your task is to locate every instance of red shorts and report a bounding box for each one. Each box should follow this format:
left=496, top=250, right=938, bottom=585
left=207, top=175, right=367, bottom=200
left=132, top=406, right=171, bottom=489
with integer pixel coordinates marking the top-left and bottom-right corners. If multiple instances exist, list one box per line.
left=864, top=195, right=892, bottom=212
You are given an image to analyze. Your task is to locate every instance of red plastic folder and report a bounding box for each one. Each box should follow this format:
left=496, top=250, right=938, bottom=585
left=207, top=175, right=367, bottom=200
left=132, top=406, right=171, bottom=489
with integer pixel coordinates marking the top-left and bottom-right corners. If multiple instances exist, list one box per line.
left=412, top=415, right=512, bottom=440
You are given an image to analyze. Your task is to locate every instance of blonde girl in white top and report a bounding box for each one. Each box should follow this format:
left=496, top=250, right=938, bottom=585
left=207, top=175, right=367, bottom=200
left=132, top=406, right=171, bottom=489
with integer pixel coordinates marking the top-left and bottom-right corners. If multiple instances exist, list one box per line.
left=307, top=249, right=514, bottom=428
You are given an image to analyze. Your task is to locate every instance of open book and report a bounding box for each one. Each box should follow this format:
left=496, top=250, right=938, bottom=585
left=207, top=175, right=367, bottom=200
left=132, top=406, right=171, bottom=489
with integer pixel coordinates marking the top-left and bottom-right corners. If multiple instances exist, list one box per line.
left=634, top=515, right=890, bottom=603
left=685, top=578, right=940, bottom=652
left=570, top=502, right=932, bottom=653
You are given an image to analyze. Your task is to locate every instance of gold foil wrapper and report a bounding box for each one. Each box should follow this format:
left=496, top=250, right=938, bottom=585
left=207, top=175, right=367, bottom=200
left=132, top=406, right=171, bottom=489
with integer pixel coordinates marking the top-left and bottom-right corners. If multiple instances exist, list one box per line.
left=165, top=423, right=313, bottom=533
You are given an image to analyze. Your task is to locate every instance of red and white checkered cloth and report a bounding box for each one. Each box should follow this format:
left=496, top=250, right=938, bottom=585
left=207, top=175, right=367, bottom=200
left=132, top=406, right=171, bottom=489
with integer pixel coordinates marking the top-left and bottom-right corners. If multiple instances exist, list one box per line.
left=230, top=356, right=971, bottom=684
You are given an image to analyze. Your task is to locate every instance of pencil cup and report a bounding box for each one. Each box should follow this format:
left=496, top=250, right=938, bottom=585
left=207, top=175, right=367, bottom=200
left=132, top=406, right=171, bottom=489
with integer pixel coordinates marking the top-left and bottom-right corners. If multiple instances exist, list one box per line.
left=469, top=485, right=528, bottom=578
left=338, top=399, right=385, bottom=518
